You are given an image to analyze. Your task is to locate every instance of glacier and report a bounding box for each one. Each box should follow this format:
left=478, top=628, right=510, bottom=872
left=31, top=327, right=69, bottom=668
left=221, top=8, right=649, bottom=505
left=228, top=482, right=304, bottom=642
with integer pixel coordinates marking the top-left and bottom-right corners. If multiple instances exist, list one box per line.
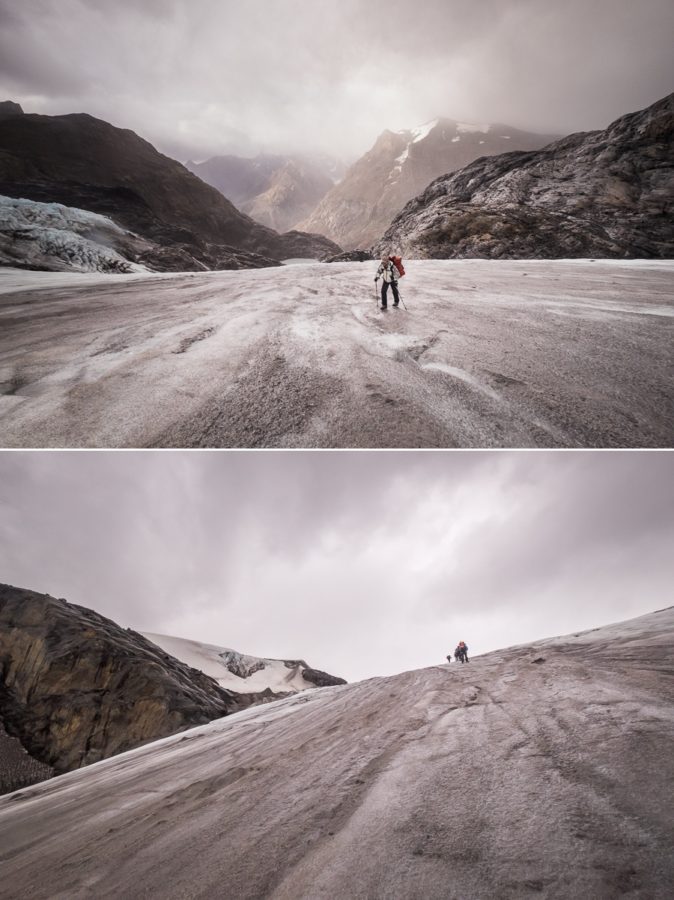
left=0, top=195, right=148, bottom=274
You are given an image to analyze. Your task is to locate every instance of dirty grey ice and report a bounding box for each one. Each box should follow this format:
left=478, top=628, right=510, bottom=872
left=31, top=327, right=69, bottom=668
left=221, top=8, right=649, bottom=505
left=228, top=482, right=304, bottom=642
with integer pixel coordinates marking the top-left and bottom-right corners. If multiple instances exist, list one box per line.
left=0, top=259, right=672, bottom=449
left=1, top=607, right=672, bottom=900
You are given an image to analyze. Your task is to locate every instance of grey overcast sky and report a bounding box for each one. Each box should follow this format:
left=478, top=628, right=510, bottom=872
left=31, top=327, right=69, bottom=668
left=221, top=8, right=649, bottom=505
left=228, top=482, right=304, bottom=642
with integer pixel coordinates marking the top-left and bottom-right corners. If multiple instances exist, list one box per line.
left=0, top=1, right=673, bottom=162
left=1, top=451, right=672, bottom=682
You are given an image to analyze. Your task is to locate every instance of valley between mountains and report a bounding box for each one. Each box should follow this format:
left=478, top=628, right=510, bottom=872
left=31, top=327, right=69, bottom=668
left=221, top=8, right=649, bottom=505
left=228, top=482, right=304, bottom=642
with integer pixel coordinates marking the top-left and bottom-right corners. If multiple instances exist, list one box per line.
left=0, top=259, right=672, bottom=448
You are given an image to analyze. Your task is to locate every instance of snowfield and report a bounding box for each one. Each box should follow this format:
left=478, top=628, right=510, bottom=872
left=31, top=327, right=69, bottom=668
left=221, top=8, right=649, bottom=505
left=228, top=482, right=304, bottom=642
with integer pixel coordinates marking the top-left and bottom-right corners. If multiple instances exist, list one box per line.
left=142, top=632, right=322, bottom=694
left=0, top=195, right=148, bottom=274
left=0, top=259, right=672, bottom=448
left=1, top=607, right=672, bottom=900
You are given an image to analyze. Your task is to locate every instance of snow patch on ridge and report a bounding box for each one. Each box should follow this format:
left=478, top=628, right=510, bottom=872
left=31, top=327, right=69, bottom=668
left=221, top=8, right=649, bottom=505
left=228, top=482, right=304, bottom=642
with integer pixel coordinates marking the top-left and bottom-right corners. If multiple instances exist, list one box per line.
left=143, top=632, right=315, bottom=695
left=411, top=119, right=439, bottom=143
left=390, top=119, right=440, bottom=181
left=457, top=122, right=490, bottom=134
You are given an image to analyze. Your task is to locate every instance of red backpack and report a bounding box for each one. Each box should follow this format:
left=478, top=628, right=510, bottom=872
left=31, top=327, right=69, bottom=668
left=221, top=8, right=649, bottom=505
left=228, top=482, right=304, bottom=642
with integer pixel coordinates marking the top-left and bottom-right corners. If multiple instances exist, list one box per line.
left=390, top=256, right=405, bottom=278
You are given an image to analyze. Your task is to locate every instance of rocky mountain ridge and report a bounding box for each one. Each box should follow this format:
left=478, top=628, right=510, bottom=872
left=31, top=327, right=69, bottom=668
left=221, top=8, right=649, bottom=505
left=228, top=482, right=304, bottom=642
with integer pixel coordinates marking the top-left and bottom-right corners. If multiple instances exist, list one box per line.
left=376, top=93, right=674, bottom=259
left=0, top=105, right=340, bottom=270
left=0, top=584, right=346, bottom=794
left=0, top=584, right=259, bottom=784
left=299, top=118, right=559, bottom=249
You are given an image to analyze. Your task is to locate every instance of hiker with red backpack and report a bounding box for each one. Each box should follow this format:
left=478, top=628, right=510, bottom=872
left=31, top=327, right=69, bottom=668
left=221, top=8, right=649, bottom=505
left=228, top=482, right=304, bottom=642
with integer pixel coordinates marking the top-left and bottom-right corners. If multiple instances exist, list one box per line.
left=456, top=641, right=469, bottom=663
left=374, top=252, right=405, bottom=310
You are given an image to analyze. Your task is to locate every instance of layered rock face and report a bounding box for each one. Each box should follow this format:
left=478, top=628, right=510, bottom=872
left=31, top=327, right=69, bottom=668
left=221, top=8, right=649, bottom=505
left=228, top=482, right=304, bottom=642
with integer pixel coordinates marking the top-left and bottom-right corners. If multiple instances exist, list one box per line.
left=376, top=93, right=674, bottom=259
left=0, top=108, right=340, bottom=270
left=0, top=584, right=248, bottom=775
left=299, top=119, right=558, bottom=249
left=188, top=155, right=334, bottom=232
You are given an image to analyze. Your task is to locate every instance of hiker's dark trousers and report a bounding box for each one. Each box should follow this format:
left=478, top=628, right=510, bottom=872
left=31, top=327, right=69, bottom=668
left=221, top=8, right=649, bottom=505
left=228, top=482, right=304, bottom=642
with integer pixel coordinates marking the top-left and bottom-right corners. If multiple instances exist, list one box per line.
left=381, top=281, right=400, bottom=307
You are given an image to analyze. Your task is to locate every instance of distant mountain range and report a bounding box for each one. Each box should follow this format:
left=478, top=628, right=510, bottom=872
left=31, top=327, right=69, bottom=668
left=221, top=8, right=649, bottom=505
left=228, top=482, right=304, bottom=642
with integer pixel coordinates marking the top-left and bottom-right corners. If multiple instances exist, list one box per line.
left=0, top=105, right=340, bottom=271
left=2, top=96, right=670, bottom=271
left=186, top=154, right=336, bottom=233
left=376, top=93, right=674, bottom=259
left=298, top=119, right=560, bottom=249
left=0, top=584, right=344, bottom=794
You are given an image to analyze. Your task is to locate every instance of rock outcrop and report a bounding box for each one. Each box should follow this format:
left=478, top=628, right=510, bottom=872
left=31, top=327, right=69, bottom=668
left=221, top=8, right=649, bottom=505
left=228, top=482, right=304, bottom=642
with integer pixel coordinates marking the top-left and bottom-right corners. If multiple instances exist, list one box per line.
left=299, top=119, right=558, bottom=249
left=375, top=93, right=674, bottom=259
left=0, top=101, right=23, bottom=120
left=0, top=584, right=250, bottom=775
left=301, top=667, right=347, bottom=688
left=325, top=249, right=374, bottom=263
left=0, top=108, right=340, bottom=270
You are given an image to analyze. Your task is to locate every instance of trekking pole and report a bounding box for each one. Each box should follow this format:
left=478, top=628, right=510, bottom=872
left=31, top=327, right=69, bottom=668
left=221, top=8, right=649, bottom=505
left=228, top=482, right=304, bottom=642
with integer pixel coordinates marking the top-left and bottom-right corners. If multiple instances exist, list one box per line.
left=398, top=287, right=408, bottom=311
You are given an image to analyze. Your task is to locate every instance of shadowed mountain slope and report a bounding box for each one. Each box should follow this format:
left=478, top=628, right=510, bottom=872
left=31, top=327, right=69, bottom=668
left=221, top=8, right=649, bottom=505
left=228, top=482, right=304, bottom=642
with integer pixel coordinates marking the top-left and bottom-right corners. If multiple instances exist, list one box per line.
left=0, top=107, right=339, bottom=270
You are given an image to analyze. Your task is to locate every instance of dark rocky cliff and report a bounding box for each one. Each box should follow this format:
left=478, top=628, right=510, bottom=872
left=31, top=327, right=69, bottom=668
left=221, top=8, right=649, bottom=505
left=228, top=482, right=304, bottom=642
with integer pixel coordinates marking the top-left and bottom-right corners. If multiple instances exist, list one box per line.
left=376, top=93, right=673, bottom=259
left=0, top=584, right=249, bottom=776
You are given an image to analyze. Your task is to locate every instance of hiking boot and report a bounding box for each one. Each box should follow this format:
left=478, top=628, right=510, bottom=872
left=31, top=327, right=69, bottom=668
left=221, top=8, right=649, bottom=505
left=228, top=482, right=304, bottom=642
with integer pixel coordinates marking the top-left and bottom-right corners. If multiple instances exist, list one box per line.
left=380, top=305, right=388, bottom=311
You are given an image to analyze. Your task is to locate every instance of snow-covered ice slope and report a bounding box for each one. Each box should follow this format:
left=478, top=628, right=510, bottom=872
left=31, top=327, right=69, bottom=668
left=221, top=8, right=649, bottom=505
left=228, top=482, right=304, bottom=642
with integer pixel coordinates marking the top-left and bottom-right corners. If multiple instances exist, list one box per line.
left=1, top=607, right=673, bottom=900
left=0, top=260, right=672, bottom=448
left=143, top=632, right=321, bottom=694
left=0, top=195, right=148, bottom=273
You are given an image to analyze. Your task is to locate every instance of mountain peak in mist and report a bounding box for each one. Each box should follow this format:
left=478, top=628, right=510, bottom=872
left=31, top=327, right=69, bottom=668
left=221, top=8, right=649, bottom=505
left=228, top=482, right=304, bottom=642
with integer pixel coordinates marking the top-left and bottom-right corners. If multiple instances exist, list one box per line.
left=298, top=116, right=559, bottom=249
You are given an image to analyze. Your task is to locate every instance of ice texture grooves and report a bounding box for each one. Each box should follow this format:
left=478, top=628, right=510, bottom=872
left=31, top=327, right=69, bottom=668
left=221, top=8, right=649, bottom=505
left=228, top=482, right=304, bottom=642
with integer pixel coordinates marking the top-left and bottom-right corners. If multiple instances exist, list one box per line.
left=0, top=607, right=673, bottom=899
left=0, top=259, right=672, bottom=448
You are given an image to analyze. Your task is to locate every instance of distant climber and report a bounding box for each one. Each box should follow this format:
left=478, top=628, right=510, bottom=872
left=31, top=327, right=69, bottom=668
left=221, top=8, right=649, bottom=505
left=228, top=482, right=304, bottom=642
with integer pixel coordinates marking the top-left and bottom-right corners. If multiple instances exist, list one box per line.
left=374, top=252, right=400, bottom=310
left=456, top=641, right=469, bottom=664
